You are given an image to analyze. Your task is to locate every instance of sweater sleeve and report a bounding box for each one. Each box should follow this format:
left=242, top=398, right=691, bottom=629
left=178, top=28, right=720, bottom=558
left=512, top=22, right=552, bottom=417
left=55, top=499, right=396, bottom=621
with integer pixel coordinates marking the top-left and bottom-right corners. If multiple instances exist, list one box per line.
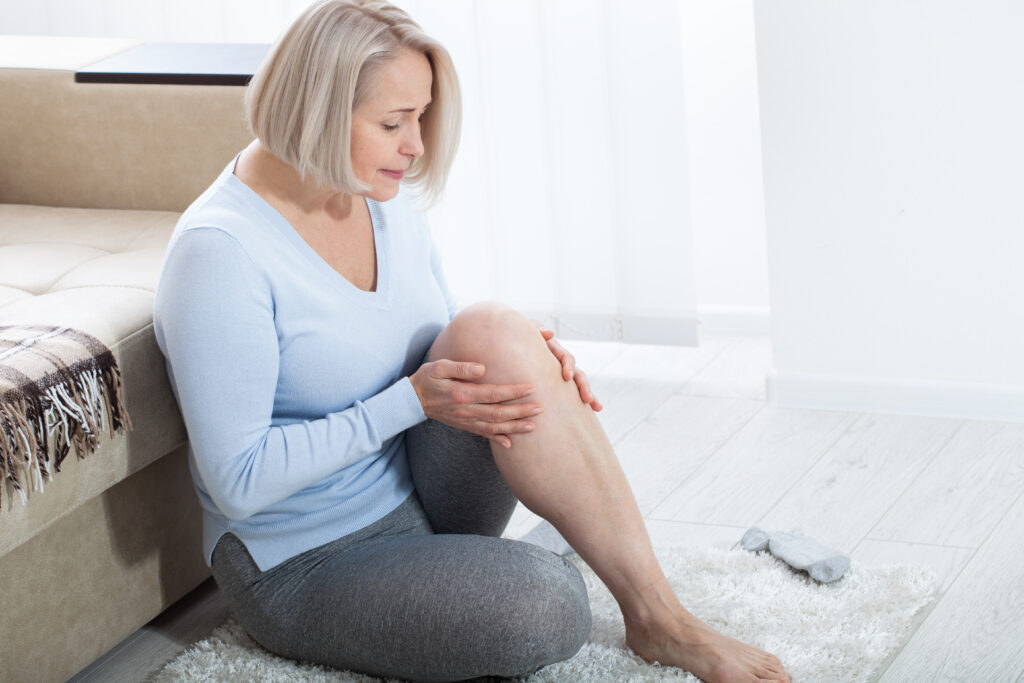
left=154, top=227, right=426, bottom=521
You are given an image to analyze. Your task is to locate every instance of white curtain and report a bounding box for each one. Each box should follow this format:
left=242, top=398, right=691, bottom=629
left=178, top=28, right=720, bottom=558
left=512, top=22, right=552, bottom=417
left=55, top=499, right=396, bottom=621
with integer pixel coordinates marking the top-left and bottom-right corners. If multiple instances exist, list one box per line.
left=1, top=0, right=699, bottom=345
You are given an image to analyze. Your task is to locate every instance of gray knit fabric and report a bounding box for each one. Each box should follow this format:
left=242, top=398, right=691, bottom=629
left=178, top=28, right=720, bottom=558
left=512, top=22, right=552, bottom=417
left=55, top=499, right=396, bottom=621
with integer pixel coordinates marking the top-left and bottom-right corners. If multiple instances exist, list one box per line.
left=741, top=526, right=850, bottom=583
left=519, top=519, right=576, bottom=557
left=210, top=420, right=592, bottom=682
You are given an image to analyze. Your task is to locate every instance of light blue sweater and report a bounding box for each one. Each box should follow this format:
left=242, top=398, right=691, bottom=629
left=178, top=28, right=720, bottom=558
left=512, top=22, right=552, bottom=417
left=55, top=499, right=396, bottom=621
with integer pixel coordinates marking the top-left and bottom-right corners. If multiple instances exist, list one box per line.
left=153, top=158, right=457, bottom=571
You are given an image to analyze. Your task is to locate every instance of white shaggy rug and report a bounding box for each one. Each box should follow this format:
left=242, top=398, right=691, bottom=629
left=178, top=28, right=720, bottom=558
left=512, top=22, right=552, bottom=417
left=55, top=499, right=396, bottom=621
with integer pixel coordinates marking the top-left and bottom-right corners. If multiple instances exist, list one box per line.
left=153, top=545, right=936, bottom=682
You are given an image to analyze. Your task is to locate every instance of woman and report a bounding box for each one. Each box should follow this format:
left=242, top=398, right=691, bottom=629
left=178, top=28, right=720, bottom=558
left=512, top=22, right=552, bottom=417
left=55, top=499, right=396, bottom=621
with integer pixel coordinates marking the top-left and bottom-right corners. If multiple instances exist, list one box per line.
left=154, top=1, right=791, bottom=681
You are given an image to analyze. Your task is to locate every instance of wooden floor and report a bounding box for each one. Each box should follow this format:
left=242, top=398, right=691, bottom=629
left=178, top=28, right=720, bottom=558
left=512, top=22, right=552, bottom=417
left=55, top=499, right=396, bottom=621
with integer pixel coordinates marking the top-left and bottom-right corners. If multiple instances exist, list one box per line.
left=72, top=334, right=1024, bottom=682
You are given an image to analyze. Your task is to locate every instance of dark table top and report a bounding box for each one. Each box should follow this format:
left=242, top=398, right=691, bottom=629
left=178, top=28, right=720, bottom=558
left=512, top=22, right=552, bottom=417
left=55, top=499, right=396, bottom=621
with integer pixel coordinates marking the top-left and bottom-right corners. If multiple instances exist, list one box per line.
left=75, top=42, right=270, bottom=86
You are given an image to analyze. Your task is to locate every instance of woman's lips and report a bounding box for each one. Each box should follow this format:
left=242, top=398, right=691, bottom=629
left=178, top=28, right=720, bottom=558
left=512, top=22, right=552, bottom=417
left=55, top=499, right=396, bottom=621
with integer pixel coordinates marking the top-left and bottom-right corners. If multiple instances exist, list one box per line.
left=381, top=169, right=404, bottom=180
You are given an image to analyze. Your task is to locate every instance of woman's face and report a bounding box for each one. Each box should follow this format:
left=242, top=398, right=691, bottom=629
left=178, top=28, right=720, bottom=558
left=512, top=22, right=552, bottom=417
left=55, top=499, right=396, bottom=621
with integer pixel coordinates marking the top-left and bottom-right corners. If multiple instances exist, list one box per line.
left=350, top=49, right=433, bottom=202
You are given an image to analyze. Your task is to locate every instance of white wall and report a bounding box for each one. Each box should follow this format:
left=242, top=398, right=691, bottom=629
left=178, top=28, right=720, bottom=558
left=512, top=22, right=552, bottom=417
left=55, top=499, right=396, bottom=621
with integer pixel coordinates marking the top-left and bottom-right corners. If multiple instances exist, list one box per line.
left=755, top=0, right=1024, bottom=421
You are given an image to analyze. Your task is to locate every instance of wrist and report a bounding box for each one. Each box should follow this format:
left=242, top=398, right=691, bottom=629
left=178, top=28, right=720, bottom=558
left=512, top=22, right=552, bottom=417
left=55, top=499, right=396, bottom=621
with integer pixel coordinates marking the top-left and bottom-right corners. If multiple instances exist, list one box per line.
left=408, top=371, right=428, bottom=415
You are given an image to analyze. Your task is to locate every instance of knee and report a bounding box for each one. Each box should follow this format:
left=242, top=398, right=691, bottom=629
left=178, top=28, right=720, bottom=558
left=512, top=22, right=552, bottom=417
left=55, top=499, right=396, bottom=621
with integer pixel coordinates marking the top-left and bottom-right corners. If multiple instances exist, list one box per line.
left=543, top=559, right=592, bottom=660
left=430, top=301, right=549, bottom=373
left=451, top=301, right=539, bottom=350
left=498, top=547, right=592, bottom=674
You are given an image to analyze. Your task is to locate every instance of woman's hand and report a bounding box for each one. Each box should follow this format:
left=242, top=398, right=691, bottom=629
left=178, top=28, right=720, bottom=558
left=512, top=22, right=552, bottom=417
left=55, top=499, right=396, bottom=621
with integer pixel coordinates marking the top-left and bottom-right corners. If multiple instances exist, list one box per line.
left=530, top=320, right=603, bottom=412
left=409, top=359, right=542, bottom=448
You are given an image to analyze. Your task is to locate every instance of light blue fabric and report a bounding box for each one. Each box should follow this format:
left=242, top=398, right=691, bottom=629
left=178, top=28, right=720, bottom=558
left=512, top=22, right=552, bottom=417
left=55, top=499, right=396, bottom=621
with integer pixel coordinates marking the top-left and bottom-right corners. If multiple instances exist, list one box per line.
left=154, top=157, right=459, bottom=571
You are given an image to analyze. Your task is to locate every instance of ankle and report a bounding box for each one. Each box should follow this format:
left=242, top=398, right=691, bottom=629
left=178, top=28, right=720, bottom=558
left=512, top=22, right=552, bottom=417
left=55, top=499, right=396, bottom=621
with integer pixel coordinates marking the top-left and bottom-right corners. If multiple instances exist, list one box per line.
left=625, top=606, right=707, bottom=643
left=619, top=580, right=698, bottom=637
left=624, top=604, right=717, bottom=670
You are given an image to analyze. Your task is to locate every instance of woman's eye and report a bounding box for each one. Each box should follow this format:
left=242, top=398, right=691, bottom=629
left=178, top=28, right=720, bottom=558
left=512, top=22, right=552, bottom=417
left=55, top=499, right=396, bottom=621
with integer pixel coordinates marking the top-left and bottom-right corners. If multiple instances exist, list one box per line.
left=383, top=123, right=400, bottom=131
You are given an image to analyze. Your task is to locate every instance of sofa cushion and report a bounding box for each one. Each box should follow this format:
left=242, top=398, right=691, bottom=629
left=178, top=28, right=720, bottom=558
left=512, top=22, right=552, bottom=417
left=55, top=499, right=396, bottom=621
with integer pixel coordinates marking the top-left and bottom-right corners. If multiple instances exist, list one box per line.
left=0, top=204, right=188, bottom=555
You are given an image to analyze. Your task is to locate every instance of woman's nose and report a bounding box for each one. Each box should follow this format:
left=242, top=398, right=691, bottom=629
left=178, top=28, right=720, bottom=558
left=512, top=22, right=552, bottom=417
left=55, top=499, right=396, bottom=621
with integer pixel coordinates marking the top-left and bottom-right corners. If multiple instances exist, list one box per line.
left=402, top=125, right=424, bottom=160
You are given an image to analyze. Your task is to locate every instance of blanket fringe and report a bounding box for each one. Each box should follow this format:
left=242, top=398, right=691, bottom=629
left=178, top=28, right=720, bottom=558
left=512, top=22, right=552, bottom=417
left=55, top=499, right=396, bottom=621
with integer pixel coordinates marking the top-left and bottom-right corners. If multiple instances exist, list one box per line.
left=1, top=354, right=131, bottom=509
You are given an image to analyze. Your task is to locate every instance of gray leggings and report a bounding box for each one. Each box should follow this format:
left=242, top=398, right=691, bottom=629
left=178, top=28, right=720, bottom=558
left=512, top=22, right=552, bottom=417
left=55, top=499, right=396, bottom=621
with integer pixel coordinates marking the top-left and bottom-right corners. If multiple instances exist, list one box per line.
left=210, top=419, right=592, bottom=682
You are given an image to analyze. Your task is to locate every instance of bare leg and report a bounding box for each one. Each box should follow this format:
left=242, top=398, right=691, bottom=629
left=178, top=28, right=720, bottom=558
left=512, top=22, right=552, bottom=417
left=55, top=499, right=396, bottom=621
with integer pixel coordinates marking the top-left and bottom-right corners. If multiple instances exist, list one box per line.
left=426, top=302, right=790, bottom=683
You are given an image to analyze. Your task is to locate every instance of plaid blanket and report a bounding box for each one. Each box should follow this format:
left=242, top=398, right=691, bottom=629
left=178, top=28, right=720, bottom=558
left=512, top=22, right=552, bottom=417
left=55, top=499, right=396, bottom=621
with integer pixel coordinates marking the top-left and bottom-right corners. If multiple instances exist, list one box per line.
left=0, top=325, right=131, bottom=508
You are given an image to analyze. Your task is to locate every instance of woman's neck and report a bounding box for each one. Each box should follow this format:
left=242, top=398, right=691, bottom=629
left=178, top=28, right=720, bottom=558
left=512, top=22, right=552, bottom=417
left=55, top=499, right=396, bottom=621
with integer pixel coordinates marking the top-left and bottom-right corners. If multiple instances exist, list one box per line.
left=235, top=139, right=356, bottom=220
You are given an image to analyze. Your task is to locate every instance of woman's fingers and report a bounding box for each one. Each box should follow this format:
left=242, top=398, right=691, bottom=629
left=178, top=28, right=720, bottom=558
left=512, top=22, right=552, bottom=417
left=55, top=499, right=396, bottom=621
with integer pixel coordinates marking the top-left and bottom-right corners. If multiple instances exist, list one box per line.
left=560, top=346, right=576, bottom=381
left=432, top=359, right=484, bottom=380
left=472, top=382, right=536, bottom=404
left=545, top=338, right=574, bottom=381
left=537, top=334, right=598, bottom=408
left=411, top=359, right=545, bottom=445
left=455, top=383, right=539, bottom=445
left=573, top=367, right=590, bottom=399
left=529, top=318, right=555, bottom=341
left=475, top=416, right=537, bottom=436
left=432, top=362, right=536, bottom=403
left=417, top=336, right=603, bottom=444
left=546, top=339, right=592, bottom=404
left=573, top=368, right=603, bottom=411
left=463, top=400, right=542, bottom=423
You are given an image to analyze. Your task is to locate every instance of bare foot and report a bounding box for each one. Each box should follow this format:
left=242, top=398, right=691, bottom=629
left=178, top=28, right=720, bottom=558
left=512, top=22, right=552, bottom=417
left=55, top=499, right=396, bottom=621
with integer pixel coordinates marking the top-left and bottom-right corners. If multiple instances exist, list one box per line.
left=625, top=613, right=791, bottom=683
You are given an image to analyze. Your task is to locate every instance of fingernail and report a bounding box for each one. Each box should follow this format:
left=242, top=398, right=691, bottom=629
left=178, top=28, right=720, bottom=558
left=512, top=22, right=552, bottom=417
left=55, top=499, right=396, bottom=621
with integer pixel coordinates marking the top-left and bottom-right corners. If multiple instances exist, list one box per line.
left=531, top=407, right=543, bottom=416
left=524, top=423, right=535, bottom=431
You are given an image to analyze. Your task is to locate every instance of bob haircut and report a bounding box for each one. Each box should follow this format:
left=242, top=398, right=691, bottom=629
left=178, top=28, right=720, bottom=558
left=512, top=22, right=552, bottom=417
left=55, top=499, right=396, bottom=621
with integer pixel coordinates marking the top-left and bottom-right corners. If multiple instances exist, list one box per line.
left=245, top=0, right=461, bottom=204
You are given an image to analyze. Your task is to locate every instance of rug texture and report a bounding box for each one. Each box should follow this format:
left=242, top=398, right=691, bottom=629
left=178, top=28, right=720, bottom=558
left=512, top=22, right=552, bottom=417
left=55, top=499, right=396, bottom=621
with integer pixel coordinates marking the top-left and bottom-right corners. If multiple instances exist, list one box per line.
left=153, top=545, right=935, bottom=682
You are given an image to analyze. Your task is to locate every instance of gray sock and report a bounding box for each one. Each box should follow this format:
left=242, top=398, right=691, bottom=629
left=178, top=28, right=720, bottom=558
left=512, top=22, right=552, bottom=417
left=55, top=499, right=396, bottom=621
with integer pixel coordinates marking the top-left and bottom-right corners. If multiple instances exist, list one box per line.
left=519, top=520, right=575, bottom=557
left=741, top=526, right=850, bottom=583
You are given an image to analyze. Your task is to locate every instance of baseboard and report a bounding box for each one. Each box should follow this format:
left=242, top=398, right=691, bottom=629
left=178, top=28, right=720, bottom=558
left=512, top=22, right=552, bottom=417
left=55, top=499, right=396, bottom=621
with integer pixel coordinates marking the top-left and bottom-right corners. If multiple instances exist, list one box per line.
left=696, top=305, right=772, bottom=337
left=767, top=369, right=1024, bottom=423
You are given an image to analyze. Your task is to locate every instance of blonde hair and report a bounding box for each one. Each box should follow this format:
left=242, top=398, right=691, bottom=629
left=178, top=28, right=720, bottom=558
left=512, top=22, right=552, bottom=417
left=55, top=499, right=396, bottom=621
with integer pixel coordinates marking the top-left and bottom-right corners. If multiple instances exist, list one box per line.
left=245, top=0, right=461, bottom=204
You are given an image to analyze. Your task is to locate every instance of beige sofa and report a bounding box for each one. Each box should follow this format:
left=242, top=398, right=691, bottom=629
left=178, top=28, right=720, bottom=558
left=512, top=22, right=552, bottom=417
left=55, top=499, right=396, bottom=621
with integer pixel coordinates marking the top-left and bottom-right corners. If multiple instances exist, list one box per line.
left=0, top=36, right=254, bottom=682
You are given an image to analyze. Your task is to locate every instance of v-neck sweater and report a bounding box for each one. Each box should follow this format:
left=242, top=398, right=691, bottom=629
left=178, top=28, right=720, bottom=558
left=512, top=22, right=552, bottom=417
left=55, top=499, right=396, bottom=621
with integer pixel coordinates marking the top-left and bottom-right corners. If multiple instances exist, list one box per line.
left=153, top=158, right=458, bottom=571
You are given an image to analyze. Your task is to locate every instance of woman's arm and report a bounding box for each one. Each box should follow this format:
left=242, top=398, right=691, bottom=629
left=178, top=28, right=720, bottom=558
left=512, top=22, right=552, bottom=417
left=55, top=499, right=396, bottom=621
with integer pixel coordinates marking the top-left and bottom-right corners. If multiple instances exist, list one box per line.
left=154, top=228, right=425, bottom=521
